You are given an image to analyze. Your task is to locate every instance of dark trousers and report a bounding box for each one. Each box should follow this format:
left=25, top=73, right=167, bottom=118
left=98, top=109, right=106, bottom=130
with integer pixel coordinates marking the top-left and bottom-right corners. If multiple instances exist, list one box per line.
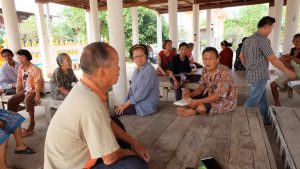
left=113, top=105, right=137, bottom=118
left=93, top=117, right=149, bottom=169
left=170, top=74, right=201, bottom=101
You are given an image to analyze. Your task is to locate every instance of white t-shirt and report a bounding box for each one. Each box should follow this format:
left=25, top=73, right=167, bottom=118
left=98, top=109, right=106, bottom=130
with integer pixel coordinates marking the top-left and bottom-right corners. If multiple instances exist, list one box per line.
left=44, top=81, right=119, bottom=169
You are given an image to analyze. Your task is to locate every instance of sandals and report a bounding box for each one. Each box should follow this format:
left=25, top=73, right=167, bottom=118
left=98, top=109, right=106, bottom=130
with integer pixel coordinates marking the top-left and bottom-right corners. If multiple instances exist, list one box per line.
left=14, top=147, right=36, bottom=154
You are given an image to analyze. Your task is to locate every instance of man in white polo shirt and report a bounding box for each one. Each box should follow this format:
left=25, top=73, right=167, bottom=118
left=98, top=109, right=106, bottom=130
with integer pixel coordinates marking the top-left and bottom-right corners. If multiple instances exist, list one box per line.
left=44, top=42, right=149, bottom=169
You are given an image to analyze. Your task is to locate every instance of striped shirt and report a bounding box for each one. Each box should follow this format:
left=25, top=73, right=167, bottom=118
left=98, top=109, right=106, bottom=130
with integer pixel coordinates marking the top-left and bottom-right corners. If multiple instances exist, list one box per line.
left=241, top=32, right=274, bottom=84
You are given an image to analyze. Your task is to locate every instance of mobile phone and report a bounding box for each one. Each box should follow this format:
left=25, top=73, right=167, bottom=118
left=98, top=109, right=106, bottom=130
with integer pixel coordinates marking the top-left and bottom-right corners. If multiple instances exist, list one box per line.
left=201, top=157, right=222, bottom=169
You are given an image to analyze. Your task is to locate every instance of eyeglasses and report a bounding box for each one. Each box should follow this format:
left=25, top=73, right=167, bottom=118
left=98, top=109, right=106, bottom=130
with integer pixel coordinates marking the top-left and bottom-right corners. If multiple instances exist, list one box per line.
left=133, top=55, right=146, bottom=59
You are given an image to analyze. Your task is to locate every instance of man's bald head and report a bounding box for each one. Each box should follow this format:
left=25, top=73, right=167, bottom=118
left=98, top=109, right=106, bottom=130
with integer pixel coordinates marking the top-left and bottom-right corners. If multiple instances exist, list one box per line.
left=80, top=42, right=115, bottom=75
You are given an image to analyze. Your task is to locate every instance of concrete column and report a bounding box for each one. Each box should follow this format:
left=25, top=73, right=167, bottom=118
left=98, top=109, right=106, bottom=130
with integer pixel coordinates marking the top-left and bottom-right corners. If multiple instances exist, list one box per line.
left=283, top=0, right=300, bottom=54
left=272, top=0, right=283, bottom=56
left=168, top=0, right=178, bottom=48
left=268, top=5, right=275, bottom=43
left=36, top=3, right=51, bottom=76
left=156, top=12, right=163, bottom=52
left=45, top=3, right=51, bottom=39
left=131, top=7, right=139, bottom=45
left=85, top=11, right=92, bottom=43
left=0, top=0, right=21, bottom=54
left=107, top=0, right=127, bottom=106
left=206, top=9, right=212, bottom=46
left=89, top=0, right=100, bottom=42
left=192, top=4, right=200, bottom=62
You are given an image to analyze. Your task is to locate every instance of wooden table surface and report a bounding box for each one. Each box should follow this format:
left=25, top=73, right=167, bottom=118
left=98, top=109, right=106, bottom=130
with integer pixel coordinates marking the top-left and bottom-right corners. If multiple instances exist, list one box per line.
left=120, top=102, right=277, bottom=169
left=269, top=106, right=300, bottom=169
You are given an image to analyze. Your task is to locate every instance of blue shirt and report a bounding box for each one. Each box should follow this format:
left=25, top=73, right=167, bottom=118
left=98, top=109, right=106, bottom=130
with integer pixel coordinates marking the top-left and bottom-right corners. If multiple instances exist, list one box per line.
left=0, top=61, right=20, bottom=89
left=126, top=62, right=159, bottom=116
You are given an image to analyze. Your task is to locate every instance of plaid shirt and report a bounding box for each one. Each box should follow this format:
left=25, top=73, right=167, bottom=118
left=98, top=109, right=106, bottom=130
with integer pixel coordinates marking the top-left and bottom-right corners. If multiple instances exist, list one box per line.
left=241, top=32, right=274, bottom=84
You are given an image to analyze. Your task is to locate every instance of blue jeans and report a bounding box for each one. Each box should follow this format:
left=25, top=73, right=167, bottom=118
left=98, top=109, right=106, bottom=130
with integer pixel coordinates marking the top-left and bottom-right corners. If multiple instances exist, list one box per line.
left=244, top=79, right=270, bottom=124
left=93, top=155, right=149, bottom=169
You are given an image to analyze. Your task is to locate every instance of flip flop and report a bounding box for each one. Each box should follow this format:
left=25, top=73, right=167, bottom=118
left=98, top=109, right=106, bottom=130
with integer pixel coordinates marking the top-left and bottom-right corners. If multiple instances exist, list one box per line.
left=21, top=128, right=34, bottom=137
left=14, top=147, right=36, bottom=154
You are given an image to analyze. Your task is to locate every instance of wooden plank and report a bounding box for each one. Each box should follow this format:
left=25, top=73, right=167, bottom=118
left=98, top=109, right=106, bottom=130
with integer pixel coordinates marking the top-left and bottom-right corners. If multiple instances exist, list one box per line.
left=199, top=111, right=232, bottom=169
left=133, top=102, right=178, bottom=148
left=294, top=108, right=300, bottom=120
left=124, top=102, right=170, bottom=137
left=275, top=108, right=300, bottom=168
left=257, top=108, right=278, bottom=169
left=165, top=113, right=213, bottom=169
left=228, top=107, right=254, bottom=169
left=148, top=115, right=195, bottom=169
left=247, top=108, right=272, bottom=169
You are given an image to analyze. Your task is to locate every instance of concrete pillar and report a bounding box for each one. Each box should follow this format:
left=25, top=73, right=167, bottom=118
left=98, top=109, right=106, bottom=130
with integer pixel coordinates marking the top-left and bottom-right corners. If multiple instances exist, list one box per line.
left=206, top=9, right=212, bottom=46
left=192, top=4, right=200, bottom=62
left=45, top=3, right=51, bottom=39
left=268, top=5, right=275, bottom=43
left=85, top=11, right=92, bottom=43
left=107, top=0, right=127, bottom=106
left=272, top=0, right=283, bottom=56
left=89, top=0, right=100, bottom=42
left=36, top=3, right=51, bottom=76
left=168, top=0, right=178, bottom=48
left=0, top=0, right=21, bottom=54
left=131, top=7, right=139, bottom=45
left=282, top=0, right=300, bottom=54
left=156, top=12, right=163, bottom=52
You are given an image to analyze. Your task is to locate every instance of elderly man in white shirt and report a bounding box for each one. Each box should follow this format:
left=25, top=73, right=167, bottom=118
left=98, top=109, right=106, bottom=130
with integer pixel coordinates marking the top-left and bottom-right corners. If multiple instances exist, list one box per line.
left=0, top=49, right=19, bottom=95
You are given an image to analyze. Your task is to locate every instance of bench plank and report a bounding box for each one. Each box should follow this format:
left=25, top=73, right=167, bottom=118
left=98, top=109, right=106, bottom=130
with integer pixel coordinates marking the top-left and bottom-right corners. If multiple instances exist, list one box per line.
left=199, top=111, right=232, bottom=169
left=228, top=107, right=254, bottom=169
left=275, top=108, right=300, bottom=169
left=149, top=115, right=195, bottom=169
left=247, top=108, right=273, bottom=169
left=165, top=114, right=213, bottom=169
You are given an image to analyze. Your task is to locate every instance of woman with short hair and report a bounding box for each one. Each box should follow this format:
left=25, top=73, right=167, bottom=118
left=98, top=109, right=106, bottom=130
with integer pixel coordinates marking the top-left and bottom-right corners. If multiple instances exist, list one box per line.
left=115, top=44, right=159, bottom=117
left=50, top=53, right=78, bottom=100
left=157, top=40, right=176, bottom=76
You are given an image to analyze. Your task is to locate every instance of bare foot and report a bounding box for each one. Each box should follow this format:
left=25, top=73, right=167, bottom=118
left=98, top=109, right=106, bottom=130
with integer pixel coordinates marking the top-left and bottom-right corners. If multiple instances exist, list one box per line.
left=178, top=108, right=196, bottom=117
left=176, top=107, right=185, bottom=115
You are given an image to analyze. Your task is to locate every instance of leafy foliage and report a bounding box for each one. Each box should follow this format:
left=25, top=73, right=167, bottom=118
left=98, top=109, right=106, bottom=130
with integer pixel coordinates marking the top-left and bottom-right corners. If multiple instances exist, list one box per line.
left=224, top=4, right=268, bottom=50
left=17, top=6, right=168, bottom=57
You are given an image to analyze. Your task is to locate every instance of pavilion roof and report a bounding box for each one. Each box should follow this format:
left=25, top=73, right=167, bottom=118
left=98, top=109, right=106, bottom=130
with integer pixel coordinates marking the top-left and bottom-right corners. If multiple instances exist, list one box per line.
left=35, top=0, right=281, bottom=13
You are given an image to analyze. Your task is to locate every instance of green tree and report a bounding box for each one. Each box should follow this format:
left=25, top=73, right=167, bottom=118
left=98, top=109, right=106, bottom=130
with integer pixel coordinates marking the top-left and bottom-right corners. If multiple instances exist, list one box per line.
left=19, top=16, right=38, bottom=41
left=17, top=6, right=169, bottom=57
left=224, top=4, right=268, bottom=50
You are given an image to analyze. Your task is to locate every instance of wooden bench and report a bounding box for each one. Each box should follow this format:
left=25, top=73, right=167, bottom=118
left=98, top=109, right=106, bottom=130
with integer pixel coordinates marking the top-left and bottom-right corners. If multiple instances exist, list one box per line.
left=0, top=94, right=63, bottom=124
left=269, top=106, right=300, bottom=169
left=120, top=103, right=277, bottom=169
left=158, top=76, right=198, bottom=101
left=159, top=70, right=249, bottom=101
left=288, top=80, right=300, bottom=95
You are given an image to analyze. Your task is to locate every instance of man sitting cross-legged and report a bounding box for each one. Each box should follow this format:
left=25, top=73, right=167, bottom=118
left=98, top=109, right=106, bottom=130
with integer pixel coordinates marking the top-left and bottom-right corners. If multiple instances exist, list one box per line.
left=177, top=47, right=237, bottom=116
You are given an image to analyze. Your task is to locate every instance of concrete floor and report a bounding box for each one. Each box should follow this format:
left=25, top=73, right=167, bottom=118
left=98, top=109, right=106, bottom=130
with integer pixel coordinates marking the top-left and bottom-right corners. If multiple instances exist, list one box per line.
left=5, top=65, right=300, bottom=169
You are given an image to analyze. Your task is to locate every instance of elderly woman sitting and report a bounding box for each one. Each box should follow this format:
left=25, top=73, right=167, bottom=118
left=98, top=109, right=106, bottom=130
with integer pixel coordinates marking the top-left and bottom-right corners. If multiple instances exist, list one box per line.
left=115, top=44, right=159, bottom=117
left=50, top=53, right=78, bottom=100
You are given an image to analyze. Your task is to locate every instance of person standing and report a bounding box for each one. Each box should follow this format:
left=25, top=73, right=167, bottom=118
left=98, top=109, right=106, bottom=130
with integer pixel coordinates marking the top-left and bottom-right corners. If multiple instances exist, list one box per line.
left=219, top=40, right=233, bottom=69
left=240, top=16, right=296, bottom=125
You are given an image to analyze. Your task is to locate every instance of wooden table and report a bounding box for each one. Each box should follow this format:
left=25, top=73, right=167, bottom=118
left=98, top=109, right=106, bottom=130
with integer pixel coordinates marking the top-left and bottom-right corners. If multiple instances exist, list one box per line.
left=269, top=106, right=300, bottom=169
left=120, top=102, right=277, bottom=169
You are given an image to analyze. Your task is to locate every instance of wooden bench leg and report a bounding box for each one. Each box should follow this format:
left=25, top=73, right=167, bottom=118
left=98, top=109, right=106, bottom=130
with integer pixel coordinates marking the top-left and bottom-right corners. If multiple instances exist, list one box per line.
left=44, top=107, right=56, bottom=124
left=161, top=87, right=168, bottom=101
